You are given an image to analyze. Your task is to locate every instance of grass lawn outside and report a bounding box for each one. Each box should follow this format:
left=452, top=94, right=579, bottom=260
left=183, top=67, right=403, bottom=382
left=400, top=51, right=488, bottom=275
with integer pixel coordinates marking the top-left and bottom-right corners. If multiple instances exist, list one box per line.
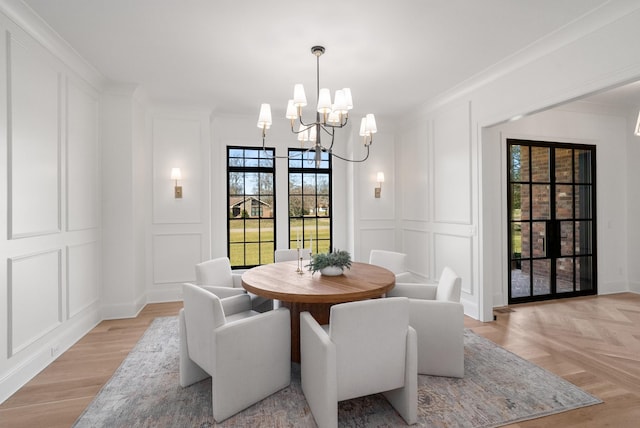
left=229, top=217, right=331, bottom=267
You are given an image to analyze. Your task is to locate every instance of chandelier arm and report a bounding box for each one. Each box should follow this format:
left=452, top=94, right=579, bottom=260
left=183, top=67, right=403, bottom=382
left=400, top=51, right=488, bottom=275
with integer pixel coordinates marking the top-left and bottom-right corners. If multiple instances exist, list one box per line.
left=328, top=145, right=371, bottom=163
left=291, top=122, right=315, bottom=135
left=297, top=115, right=315, bottom=127
left=261, top=136, right=308, bottom=159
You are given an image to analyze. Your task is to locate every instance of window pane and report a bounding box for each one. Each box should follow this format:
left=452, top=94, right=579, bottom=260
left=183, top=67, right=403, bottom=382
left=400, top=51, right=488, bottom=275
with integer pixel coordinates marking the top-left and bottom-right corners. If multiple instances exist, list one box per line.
left=260, top=242, right=274, bottom=264
left=290, top=173, right=302, bottom=193
left=303, top=195, right=316, bottom=216
left=556, top=258, right=574, bottom=293
left=560, top=221, right=574, bottom=256
left=520, top=184, right=530, bottom=220
left=229, top=243, right=245, bottom=266
left=511, top=222, right=522, bottom=258
left=556, top=184, right=573, bottom=220
left=245, top=243, right=260, bottom=266
left=229, top=172, right=244, bottom=196
left=510, top=184, right=522, bottom=220
left=532, top=221, right=546, bottom=258
left=510, top=144, right=526, bottom=182
left=520, top=222, right=530, bottom=258
left=532, top=259, right=551, bottom=296
left=532, top=185, right=550, bottom=220
left=289, top=195, right=303, bottom=216
left=575, top=149, right=592, bottom=183
left=531, top=146, right=550, bottom=182
left=575, top=220, right=592, bottom=255
left=576, top=185, right=592, bottom=219
left=576, top=256, right=594, bottom=291
left=511, top=259, right=530, bottom=298
left=229, top=219, right=244, bottom=242
left=554, top=148, right=573, bottom=183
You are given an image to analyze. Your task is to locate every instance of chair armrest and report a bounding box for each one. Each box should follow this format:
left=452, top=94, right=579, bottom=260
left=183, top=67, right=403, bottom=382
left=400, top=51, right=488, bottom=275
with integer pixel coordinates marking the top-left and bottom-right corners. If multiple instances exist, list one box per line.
left=387, top=283, right=438, bottom=300
left=220, top=293, right=252, bottom=316
left=300, top=312, right=337, bottom=428
left=231, top=272, right=244, bottom=289
left=408, top=300, right=464, bottom=329
left=201, top=285, right=247, bottom=299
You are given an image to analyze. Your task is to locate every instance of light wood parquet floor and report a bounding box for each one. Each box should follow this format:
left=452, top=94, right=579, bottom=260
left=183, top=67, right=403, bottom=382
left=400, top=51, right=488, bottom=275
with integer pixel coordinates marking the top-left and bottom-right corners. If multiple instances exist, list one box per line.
left=1, top=294, right=639, bottom=427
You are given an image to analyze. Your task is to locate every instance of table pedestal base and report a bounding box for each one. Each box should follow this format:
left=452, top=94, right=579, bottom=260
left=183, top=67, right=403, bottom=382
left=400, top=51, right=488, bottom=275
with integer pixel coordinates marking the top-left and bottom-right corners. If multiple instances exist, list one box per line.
left=281, top=301, right=333, bottom=363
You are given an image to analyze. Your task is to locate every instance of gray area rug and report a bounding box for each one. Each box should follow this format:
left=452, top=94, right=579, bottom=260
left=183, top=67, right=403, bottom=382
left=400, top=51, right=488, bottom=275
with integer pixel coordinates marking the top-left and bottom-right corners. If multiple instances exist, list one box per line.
left=73, top=316, right=601, bottom=427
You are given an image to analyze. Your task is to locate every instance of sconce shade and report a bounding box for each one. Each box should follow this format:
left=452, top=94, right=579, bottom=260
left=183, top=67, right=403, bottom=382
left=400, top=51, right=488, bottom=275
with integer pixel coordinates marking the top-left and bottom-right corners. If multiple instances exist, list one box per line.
left=365, top=114, right=378, bottom=134
left=327, top=110, right=340, bottom=124
left=377, top=172, right=385, bottom=183
left=333, top=90, right=348, bottom=114
left=317, top=88, right=332, bottom=114
left=343, top=88, right=353, bottom=110
left=171, top=168, right=182, bottom=180
left=257, top=104, right=272, bottom=129
left=359, top=117, right=368, bottom=136
left=293, top=84, right=307, bottom=107
left=635, top=111, right=640, bottom=136
left=286, top=100, right=298, bottom=119
left=297, top=124, right=309, bottom=141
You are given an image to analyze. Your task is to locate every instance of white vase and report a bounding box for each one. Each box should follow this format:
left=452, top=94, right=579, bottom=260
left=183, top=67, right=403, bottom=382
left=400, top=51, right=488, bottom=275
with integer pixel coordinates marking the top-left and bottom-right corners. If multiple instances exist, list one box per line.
left=320, top=266, right=344, bottom=276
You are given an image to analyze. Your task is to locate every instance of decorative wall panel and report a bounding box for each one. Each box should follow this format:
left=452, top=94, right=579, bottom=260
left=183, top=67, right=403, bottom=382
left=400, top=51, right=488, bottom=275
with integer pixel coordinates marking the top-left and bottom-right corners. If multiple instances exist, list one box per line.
left=434, top=233, right=472, bottom=295
left=66, top=79, right=99, bottom=231
left=399, top=122, right=429, bottom=221
left=67, top=242, right=99, bottom=318
left=153, top=233, right=202, bottom=284
left=152, top=118, right=202, bottom=224
left=358, top=227, right=395, bottom=263
left=8, top=250, right=62, bottom=356
left=8, top=36, right=60, bottom=238
left=402, top=228, right=430, bottom=279
left=433, top=101, right=471, bottom=224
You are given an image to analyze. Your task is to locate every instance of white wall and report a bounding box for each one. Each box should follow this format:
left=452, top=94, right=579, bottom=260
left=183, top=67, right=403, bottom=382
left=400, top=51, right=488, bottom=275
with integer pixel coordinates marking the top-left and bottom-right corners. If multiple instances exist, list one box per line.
left=100, top=86, right=148, bottom=318
left=396, top=99, right=479, bottom=315
left=0, top=2, right=103, bottom=402
left=627, top=110, right=640, bottom=293
left=397, top=2, right=640, bottom=321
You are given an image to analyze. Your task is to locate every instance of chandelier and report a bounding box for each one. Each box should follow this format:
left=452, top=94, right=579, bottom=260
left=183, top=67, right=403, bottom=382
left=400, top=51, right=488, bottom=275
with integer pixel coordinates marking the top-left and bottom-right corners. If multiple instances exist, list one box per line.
left=256, top=45, right=378, bottom=167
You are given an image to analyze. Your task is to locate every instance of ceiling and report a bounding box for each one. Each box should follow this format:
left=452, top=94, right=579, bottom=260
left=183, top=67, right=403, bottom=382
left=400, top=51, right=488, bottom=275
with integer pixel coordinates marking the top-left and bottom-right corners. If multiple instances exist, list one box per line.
left=22, top=0, right=638, bottom=119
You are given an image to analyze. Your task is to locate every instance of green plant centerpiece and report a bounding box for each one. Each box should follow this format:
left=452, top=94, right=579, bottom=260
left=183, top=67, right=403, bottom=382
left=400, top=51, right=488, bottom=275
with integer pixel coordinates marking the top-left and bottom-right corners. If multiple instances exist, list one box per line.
left=307, top=249, right=352, bottom=276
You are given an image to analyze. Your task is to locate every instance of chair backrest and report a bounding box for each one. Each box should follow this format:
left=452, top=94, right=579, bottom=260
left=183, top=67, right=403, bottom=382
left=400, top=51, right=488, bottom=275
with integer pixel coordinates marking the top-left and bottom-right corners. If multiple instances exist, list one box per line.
left=182, top=283, right=226, bottom=372
left=436, top=266, right=462, bottom=302
left=196, top=257, right=233, bottom=287
left=274, top=248, right=311, bottom=263
left=368, top=250, right=407, bottom=275
left=329, top=297, right=410, bottom=401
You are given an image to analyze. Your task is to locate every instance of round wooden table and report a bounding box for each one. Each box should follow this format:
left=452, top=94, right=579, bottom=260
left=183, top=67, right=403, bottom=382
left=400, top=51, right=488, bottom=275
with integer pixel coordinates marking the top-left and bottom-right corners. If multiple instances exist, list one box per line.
left=242, top=261, right=395, bottom=362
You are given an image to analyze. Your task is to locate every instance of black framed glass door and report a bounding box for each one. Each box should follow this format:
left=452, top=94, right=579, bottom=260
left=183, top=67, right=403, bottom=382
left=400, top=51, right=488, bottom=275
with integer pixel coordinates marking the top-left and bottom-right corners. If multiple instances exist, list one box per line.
left=507, top=139, right=597, bottom=303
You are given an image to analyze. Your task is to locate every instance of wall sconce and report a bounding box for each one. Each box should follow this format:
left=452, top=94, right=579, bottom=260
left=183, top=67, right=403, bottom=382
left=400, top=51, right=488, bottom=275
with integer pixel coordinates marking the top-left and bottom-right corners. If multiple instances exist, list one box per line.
left=171, top=167, right=182, bottom=198
left=375, top=172, right=384, bottom=198
left=635, top=111, right=640, bottom=136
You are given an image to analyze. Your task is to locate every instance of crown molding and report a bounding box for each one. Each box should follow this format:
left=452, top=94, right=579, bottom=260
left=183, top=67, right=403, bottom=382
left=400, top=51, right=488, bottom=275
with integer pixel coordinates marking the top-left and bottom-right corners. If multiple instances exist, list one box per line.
left=0, top=0, right=105, bottom=90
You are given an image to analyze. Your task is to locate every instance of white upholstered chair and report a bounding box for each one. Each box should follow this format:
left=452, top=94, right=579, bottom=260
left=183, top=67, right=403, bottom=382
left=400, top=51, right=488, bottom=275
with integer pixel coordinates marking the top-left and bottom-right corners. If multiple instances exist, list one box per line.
left=300, top=297, right=417, bottom=428
left=189, top=256, right=272, bottom=312
left=368, top=249, right=414, bottom=282
left=387, top=266, right=464, bottom=378
left=274, top=248, right=312, bottom=262
left=179, top=283, right=291, bottom=423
